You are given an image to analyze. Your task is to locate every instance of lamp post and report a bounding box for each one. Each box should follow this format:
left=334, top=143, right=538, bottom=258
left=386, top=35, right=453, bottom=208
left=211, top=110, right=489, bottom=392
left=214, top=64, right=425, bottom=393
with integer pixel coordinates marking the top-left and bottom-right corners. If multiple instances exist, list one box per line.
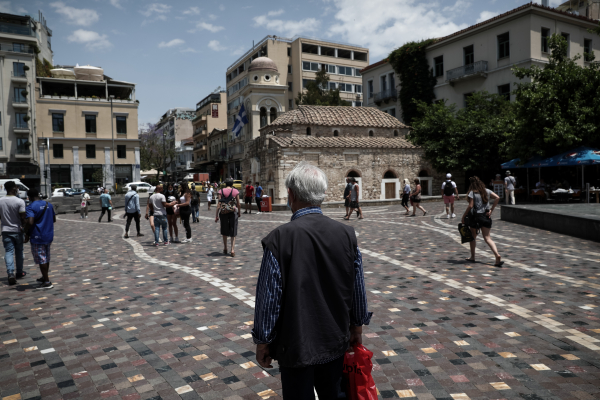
left=109, top=95, right=115, bottom=191
left=163, top=126, right=168, bottom=182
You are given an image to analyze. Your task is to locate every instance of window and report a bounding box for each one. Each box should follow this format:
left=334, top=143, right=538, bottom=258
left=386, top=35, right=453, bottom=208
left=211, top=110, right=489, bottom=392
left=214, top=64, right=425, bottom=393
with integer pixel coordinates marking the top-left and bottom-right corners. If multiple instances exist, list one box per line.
left=368, top=80, right=373, bottom=98
left=339, top=83, right=352, bottom=92
left=117, top=145, right=126, bottom=159
left=288, top=81, right=293, bottom=91
left=434, top=55, right=444, bottom=77
left=13, top=62, right=25, bottom=77
left=16, top=138, right=29, bottom=154
left=328, top=82, right=337, bottom=90
left=287, top=47, right=291, bottom=56
left=13, top=43, right=26, bottom=52
left=464, top=45, right=474, bottom=65
left=86, top=144, right=95, bottom=158
left=584, top=39, right=593, bottom=62
left=333, top=130, right=339, bottom=136
left=380, top=75, right=387, bottom=91
left=389, top=73, right=395, bottom=91
left=85, top=115, right=96, bottom=133
left=338, top=66, right=353, bottom=76
left=321, top=46, right=335, bottom=57
left=561, top=33, right=570, bottom=56
left=302, top=79, right=315, bottom=88
left=463, top=92, right=474, bottom=108
left=53, top=143, right=63, bottom=158
left=13, top=87, right=26, bottom=103
left=394, top=130, right=399, bottom=137
left=306, top=127, right=311, bottom=136
left=354, top=51, right=368, bottom=61
left=368, top=130, right=374, bottom=137
left=389, top=108, right=396, bottom=117
left=302, top=43, right=318, bottom=54
left=541, top=27, right=550, bottom=53
left=498, top=84, right=511, bottom=101
left=354, top=101, right=362, bottom=107
left=52, top=113, right=64, bottom=132
left=498, top=32, right=510, bottom=59
left=289, top=99, right=293, bottom=110
left=15, top=113, right=27, bottom=128
left=116, top=116, right=127, bottom=134
left=270, top=107, right=277, bottom=123
left=0, top=138, right=3, bottom=150
left=326, top=64, right=336, bottom=74
left=260, top=107, right=267, bottom=128
left=354, top=68, right=361, bottom=77
left=302, top=61, right=318, bottom=71
left=355, top=85, right=362, bottom=93
left=288, top=65, right=292, bottom=73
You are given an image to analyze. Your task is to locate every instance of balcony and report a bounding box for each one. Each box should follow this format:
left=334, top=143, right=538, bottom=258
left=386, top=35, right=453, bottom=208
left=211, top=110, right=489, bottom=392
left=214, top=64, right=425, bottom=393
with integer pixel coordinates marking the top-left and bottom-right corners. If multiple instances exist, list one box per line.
left=12, top=100, right=29, bottom=109
left=11, top=71, right=28, bottom=83
left=374, top=88, right=397, bottom=104
left=0, top=42, right=35, bottom=54
left=446, top=61, right=488, bottom=85
left=13, top=123, right=29, bottom=134
left=0, top=20, right=35, bottom=37
left=15, top=148, right=31, bottom=159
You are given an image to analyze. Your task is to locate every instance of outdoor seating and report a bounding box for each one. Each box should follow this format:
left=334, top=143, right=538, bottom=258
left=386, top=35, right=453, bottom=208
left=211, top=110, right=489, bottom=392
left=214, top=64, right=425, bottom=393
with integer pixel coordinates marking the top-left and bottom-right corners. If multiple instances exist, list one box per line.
left=531, top=189, right=545, bottom=202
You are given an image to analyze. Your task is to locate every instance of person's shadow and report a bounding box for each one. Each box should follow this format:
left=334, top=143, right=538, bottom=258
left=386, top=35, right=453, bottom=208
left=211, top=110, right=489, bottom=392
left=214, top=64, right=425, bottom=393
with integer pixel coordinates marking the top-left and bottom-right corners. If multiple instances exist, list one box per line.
left=207, top=251, right=228, bottom=257
left=0, top=277, right=39, bottom=291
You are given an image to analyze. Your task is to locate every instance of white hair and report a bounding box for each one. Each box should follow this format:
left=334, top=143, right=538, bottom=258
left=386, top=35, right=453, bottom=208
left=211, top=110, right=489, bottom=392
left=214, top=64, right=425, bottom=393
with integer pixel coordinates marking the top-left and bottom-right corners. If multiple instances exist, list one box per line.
left=285, top=162, right=328, bottom=206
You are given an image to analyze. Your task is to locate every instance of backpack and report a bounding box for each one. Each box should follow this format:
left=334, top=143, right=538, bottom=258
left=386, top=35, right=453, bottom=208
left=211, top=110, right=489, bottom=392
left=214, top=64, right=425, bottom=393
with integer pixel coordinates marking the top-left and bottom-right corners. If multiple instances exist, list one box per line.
left=219, top=188, right=237, bottom=214
left=443, top=181, right=455, bottom=197
left=191, top=191, right=199, bottom=205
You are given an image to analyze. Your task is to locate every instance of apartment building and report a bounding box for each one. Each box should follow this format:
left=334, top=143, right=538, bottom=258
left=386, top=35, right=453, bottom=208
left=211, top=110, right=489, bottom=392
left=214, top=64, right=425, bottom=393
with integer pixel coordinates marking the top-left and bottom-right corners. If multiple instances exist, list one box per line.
left=35, top=66, right=139, bottom=194
left=557, top=0, right=600, bottom=19
left=155, top=107, right=195, bottom=181
left=206, top=128, right=227, bottom=182
left=361, top=3, right=600, bottom=121
left=1, top=11, right=53, bottom=189
left=192, top=91, right=227, bottom=170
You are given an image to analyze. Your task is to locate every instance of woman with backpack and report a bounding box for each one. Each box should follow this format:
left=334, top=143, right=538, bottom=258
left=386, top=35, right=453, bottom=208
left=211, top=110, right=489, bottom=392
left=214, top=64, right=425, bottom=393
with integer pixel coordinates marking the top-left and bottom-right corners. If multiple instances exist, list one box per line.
left=461, top=176, right=503, bottom=267
left=215, top=178, right=241, bottom=257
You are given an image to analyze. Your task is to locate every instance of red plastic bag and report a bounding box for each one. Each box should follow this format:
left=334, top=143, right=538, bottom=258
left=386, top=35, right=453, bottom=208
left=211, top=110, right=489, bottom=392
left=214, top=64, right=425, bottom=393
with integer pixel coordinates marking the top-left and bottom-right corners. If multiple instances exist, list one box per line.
left=343, top=344, right=378, bottom=400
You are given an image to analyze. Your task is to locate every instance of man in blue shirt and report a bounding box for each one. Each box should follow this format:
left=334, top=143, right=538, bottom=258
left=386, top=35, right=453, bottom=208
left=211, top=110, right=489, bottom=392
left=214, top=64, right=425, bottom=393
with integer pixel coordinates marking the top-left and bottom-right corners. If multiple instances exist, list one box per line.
left=255, top=182, right=263, bottom=215
left=98, top=188, right=112, bottom=222
left=124, top=185, right=143, bottom=239
left=24, top=189, right=56, bottom=290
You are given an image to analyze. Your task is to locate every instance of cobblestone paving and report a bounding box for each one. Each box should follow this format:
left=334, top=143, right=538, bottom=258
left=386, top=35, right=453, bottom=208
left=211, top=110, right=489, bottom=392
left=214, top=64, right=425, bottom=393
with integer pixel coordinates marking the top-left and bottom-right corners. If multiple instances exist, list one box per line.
left=1, top=201, right=599, bottom=400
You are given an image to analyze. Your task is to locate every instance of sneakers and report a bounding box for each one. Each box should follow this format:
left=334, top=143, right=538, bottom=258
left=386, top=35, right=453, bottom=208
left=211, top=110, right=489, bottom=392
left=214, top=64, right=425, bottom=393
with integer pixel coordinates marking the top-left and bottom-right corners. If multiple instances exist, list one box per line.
left=36, top=277, right=44, bottom=283
left=181, top=238, right=190, bottom=243
left=451, top=213, right=456, bottom=218
left=164, top=241, right=170, bottom=246
left=7, top=274, right=16, bottom=285
left=256, top=212, right=262, bottom=215
left=85, top=216, right=88, bottom=219
left=154, top=242, right=160, bottom=246
left=158, top=237, right=163, bottom=243
left=35, top=282, right=53, bottom=290
left=16, top=271, right=27, bottom=279
left=446, top=214, right=451, bottom=219
left=174, top=237, right=180, bottom=243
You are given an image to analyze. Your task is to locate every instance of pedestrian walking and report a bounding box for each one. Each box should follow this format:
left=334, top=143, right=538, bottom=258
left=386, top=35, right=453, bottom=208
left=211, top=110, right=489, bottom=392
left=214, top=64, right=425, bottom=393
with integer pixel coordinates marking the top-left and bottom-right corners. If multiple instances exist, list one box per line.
left=410, top=178, right=427, bottom=216
left=178, top=185, right=192, bottom=243
left=215, top=178, right=240, bottom=257
left=164, top=183, right=179, bottom=243
left=401, top=178, right=411, bottom=215
left=344, top=178, right=363, bottom=220
left=461, top=176, right=503, bottom=267
left=243, top=181, right=255, bottom=214
left=0, top=181, right=26, bottom=285
left=255, top=182, right=263, bottom=215
left=148, top=185, right=174, bottom=246
left=144, top=199, right=161, bottom=242
left=206, top=185, right=214, bottom=211
left=190, top=184, right=200, bottom=223
left=441, top=173, right=459, bottom=218
left=23, top=189, right=55, bottom=290
left=124, top=185, right=144, bottom=239
left=98, top=188, right=113, bottom=222
left=80, top=191, right=90, bottom=219
left=504, top=170, right=516, bottom=205
left=343, top=177, right=352, bottom=218
left=252, top=162, right=372, bottom=398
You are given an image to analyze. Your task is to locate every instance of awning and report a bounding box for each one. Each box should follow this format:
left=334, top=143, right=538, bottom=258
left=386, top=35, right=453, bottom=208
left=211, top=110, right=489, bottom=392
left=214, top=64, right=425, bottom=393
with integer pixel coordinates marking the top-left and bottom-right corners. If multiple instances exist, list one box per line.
left=502, top=146, right=600, bottom=169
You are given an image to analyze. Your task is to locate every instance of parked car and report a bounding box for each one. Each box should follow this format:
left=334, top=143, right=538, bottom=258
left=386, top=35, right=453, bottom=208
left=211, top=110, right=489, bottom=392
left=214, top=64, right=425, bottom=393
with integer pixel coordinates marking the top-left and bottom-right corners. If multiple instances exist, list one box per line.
left=123, top=182, right=155, bottom=193
left=65, top=188, right=86, bottom=197
left=0, top=179, right=29, bottom=201
left=52, top=188, right=72, bottom=197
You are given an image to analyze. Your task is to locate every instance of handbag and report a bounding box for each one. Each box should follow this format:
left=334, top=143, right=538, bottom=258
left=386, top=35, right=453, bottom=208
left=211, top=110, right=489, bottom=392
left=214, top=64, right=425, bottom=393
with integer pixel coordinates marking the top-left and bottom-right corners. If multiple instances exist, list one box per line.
left=458, top=221, right=474, bottom=243
left=219, top=188, right=237, bottom=214
left=343, top=344, right=378, bottom=400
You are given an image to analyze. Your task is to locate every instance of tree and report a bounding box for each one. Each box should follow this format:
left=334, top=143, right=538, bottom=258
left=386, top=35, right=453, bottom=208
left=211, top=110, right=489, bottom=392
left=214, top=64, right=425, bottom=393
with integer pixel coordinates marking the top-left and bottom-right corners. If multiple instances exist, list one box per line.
left=508, top=34, right=600, bottom=161
left=139, top=123, right=176, bottom=181
left=295, top=69, right=350, bottom=106
left=410, top=91, right=512, bottom=176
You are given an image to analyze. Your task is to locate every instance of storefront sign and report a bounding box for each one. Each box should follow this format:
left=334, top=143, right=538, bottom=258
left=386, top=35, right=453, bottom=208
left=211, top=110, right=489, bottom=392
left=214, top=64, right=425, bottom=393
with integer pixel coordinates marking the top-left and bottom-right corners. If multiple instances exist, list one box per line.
left=212, top=104, right=218, bottom=118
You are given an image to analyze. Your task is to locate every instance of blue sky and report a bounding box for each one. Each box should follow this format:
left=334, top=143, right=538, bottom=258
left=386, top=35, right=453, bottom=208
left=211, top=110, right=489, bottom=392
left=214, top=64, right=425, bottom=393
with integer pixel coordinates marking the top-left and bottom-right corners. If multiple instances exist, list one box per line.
left=10, top=0, right=560, bottom=125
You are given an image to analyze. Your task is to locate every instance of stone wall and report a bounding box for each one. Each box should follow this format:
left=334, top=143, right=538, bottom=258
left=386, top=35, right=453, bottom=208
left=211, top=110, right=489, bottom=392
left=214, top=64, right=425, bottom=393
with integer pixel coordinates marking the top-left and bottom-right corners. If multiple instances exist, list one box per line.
left=269, top=123, right=410, bottom=139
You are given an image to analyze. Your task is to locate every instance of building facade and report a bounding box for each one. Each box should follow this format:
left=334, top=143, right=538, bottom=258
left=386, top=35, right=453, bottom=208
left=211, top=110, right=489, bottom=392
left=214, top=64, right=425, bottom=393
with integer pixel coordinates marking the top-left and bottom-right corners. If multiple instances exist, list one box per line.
left=246, top=105, right=455, bottom=204
left=557, top=0, right=600, bottom=20
left=207, top=128, right=227, bottom=182
left=155, top=108, right=195, bottom=182
left=35, top=68, right=139, bottom=194
left=1, top=11, right=53, bottom=189
left=361, top=3, right=600, bottom=119
left=192, top=91, right=227, bottom=171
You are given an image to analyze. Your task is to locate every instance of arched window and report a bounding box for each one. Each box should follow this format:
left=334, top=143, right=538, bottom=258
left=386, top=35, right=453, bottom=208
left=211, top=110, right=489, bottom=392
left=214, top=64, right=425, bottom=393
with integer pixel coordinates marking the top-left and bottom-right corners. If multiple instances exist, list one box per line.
left=260, top=107, right=267, bottom=128
left=333, top=130, right=339, bottom=137
left=347, top=170, right=360, bottom=178
left=383, top=170, right=397, bottom=179
left=307, top=127, right=311, bottom=136
left=418, top=170, right=429, bottom=177
left=368, top=130, right=374, bottom=137
left=393, top=130, right=398, bottom=137
left=270, top=107, right=277, bottom=123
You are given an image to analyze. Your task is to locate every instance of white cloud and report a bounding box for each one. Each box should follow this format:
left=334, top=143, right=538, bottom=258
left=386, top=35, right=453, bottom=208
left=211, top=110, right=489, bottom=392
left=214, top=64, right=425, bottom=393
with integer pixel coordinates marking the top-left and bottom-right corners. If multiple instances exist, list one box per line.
left=68, top=29, right=111, bottom=50
left=208, top=14, right=217, bottom=20
left=268, top=9, right=284, bottom=17
left=183, top=6, right=200, bottom=15
left=253, top=13, right=320, bottom=37
left=443, top=0, right=471, bottom=14
left=325, top=0, right=470, bottom=58
left=158, top=38, right=184, bottom=48
left=180, top=47, right=198, bottom=53
left=219, top=5, right=225, bottom=11
left=208, top=40, right=223, bottom=51
left=476, top=11, right=499, bottom=23
left=50, top=2, right=99, bottom=26
left=0, top=1, right=27, bottom=14
left=140, top=3, right=171, bottom=23
left=109, top=0, right=123, bottom=9
left=195, top=22, right=224, bottom=32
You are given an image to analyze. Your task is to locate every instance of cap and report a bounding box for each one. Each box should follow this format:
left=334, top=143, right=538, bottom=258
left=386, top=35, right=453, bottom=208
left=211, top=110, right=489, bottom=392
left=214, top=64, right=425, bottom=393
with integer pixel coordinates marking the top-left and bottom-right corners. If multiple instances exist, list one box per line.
left=446, top=173, right=452, bottom=179
left=506, top=170, right=511, bottom=175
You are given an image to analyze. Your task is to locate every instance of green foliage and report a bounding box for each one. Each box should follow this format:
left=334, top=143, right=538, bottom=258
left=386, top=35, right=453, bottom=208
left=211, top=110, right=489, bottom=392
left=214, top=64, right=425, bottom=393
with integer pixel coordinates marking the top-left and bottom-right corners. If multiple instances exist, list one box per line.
left=295, top=69, right=351, bottom=106
left=410, top=92, right=512, bottom=175
left=91, top=168, right=106, bottom=184
left=388, top=39, right=438, bottom=125
left=509, top=34, right=600, bottom=161
left=139, top=124, right=176, bottom=180
left=35, top=57, right=53, bottom=77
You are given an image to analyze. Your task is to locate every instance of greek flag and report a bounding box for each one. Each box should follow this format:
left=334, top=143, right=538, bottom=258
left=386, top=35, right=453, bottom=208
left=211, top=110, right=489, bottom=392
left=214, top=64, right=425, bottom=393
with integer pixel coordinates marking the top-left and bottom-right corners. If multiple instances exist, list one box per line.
left=232, top=103, right=249, bottom=137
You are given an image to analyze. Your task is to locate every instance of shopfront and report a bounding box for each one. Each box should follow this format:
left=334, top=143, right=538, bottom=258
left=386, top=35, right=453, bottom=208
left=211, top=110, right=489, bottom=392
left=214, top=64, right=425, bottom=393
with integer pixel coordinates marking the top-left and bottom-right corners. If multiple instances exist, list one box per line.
left=115, top=165, right=132, bottom=188
left=82, top=164, right=103, bottom=190
left=50, top=165, right=71, bottom=190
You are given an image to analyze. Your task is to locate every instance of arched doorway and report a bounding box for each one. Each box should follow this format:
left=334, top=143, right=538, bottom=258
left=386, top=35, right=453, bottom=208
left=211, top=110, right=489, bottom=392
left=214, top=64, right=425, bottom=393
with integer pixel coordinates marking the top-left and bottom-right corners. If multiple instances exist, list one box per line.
left=347, top=170, right=360, bottom=178
left=269, top=107, right=277, bottom=123
left=260, top=107, right=267, bottom=127
left=418, top=170, right=432, bottom=196
left=382, top=170, right=400, bottom=200
left=344, top=170, right=362, bottom=201
left=383, top=170, right=397, bottom=179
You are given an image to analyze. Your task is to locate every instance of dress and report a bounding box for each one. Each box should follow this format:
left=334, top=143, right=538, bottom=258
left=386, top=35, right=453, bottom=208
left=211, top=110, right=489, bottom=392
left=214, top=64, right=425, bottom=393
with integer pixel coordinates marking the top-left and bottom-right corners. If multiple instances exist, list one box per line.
left=219, top=188, right=239, bottom=237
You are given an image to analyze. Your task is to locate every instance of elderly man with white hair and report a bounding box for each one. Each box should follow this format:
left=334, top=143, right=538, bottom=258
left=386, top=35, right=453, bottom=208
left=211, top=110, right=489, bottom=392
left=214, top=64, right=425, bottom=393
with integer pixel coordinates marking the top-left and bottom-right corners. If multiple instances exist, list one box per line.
left=252, top=162, right=372, bottom=399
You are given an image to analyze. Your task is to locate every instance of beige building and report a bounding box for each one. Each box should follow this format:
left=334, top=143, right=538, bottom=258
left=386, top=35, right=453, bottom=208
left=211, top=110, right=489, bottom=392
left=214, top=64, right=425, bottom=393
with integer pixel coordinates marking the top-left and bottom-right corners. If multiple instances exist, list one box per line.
left=35, top=68, right=139, bottom=194
left=155, top=108, right=195, bottom=181
left=1, top=11, right=53, bottom=189
left=192, top=91, right=227, bottom=172
left=557, top=0, right=600, bottom=19
left=361, top=3, right=600, bottom=120
left=247, top=105, right=455, bottom=204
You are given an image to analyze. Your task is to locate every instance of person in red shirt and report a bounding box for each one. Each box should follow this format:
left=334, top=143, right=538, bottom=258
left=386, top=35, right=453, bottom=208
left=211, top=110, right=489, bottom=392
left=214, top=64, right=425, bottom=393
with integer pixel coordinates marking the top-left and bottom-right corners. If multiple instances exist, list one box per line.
left=243, top=182, right=255, bottom=214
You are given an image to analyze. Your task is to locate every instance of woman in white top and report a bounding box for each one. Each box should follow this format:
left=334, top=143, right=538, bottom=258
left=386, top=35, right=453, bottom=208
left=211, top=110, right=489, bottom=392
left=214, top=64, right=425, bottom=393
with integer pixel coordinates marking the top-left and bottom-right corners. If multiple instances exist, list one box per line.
left=80, top=192, right=91, bottom=219
left=206, top=186, right=214, bottom=210
left=401, top=179, right=411, bottom=215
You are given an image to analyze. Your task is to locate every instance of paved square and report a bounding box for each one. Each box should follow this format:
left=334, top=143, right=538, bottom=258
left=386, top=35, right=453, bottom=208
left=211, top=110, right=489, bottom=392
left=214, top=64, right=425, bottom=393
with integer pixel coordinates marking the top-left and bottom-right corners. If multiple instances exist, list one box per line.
left=1, top=202, right=599, bottom=399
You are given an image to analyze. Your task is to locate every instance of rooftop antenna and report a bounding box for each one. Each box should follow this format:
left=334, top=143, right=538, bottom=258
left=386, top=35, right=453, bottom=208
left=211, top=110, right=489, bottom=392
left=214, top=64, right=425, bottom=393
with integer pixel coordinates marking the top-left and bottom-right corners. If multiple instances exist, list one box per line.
left=212, top=86, right=221, bottom=93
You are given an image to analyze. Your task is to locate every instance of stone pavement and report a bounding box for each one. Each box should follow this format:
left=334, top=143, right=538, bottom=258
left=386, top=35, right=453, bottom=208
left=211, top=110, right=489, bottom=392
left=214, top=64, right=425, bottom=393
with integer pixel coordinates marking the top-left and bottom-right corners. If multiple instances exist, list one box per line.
left=1, top=201, right=599, bottom=400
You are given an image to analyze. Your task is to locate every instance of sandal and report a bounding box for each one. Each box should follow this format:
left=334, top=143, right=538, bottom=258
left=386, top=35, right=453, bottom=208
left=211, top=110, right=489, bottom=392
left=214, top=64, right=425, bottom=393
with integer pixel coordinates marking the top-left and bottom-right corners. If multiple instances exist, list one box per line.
left=465, top=258, right=475, bottom=263
left=231, top=252, right=235, bottom=258
left=223, top=249, right=228, bottom=255
left=494, top=261, right=504, bottom=267
left=423, top=211, right=427, bottom=216
left=344, top=216, right=350, bottom=220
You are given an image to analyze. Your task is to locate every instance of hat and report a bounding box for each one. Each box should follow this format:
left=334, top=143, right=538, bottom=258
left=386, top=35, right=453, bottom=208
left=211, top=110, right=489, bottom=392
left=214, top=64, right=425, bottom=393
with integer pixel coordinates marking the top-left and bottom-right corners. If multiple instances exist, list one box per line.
left=446, top=173, right=452, bottom=179
left=506, top=170, right=511, bottom=175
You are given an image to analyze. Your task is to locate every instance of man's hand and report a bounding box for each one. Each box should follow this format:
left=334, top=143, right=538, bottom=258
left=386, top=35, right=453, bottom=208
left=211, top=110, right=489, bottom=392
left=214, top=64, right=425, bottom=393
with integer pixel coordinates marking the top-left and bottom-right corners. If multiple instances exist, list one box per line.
left=256, top=344, right=273, bottom=368
left=349, top=325, right=362, bottom=350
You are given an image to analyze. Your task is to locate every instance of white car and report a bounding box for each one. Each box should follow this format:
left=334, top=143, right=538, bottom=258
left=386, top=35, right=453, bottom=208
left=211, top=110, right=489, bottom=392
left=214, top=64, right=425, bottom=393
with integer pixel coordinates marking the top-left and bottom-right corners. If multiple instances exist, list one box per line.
left=52, top=188, right=73, bottom=197
left=124, top=182, right=155, bottom=194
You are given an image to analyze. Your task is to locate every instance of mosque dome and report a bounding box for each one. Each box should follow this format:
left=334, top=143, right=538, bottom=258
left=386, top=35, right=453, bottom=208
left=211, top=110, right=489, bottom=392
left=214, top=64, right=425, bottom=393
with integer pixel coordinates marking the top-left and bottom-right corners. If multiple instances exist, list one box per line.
left=248, top=57, right=278, bottom=72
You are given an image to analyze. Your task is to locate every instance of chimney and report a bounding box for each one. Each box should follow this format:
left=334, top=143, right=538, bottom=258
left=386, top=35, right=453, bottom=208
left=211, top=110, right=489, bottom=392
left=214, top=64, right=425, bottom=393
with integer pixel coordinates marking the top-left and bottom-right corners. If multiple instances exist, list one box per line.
left=542, top=0, right=549, bottom=6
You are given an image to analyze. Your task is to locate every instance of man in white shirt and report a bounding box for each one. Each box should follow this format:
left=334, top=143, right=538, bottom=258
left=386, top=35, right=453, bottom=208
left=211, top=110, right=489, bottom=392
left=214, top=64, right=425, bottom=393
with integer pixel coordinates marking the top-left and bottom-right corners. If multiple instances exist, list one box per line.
left=441, top=173, right=459, bottom=218
left=504, top=171, right=517, bottom=205
left=80, top=191, right=91, bottom=219
left=0, top=181, right=26, bottom=285
left=147, top=185, right=175, bottom=246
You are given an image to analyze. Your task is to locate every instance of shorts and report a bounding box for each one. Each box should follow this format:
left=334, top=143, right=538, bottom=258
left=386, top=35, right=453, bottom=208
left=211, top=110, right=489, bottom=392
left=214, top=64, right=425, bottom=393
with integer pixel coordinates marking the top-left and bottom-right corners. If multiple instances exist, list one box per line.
left=443, top=195, right=455, bottom=205
left=344, top=198, right=350, bottom=207
left=244, top=196, right=252, bottom=204
left=349, top=201, right=360, bottom=209
left=468, top=213, right=492, bottom=230
left=31, top=243, right=51, bottom=264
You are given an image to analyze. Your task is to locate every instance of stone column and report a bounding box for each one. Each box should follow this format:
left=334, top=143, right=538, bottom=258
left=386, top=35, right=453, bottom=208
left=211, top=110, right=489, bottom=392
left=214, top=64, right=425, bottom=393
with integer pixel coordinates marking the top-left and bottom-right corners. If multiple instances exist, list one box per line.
left=134, top=147, right=141, bottom=182
left=38, top=144, right=51, bottom=197
left=72, top=146, right=83, bottom=188
left=104, top=147, right=113, bottom=189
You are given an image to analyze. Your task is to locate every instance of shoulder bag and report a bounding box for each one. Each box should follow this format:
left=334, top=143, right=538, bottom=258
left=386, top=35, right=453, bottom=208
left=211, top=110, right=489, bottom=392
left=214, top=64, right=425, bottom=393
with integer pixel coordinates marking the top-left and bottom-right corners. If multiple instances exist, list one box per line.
left=219, top=188, right=237, bottom=214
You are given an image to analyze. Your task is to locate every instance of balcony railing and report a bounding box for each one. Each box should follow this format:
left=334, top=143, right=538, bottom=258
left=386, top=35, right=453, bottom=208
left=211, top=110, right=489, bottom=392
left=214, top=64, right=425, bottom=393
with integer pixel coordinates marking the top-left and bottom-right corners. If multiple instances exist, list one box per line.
left=446, top=61, right=488, bottom=82
left=0, top=21, right=35, bottom=37
left=0, top=43, right=35, bottom=54
left=11, top=71, right=27, bottom=78
left=14, top=123, right=29, bottom=129
left=374, top=88, right=397, bottom=103
left=16, top=148, right=31, bottom=155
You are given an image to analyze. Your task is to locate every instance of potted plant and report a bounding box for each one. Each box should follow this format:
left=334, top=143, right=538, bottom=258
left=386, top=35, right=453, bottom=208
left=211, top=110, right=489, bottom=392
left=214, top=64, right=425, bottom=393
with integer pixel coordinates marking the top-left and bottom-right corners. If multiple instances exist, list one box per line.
left=52, top=92, right=58, bottom=99
left=21, top=90, right=28, bottom=97
left=23, top=65, right=30, bottom=72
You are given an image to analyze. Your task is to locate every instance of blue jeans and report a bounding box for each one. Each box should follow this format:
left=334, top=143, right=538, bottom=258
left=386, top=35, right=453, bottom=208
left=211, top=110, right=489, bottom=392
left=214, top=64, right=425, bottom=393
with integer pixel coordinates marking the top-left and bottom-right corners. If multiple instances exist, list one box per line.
left=191, top=204, right=199, bottom=222
left=154, top=215, right=168, bottom=243
left=3, top=232, right=24, bottom=276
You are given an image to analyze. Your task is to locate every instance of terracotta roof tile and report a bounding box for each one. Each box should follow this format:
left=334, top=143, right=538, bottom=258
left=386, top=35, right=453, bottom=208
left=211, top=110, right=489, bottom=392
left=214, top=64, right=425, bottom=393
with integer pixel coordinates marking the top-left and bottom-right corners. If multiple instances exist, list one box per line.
left=266, top=105, right=409, bottom=129
left=270, top=136, right=417, bottom=149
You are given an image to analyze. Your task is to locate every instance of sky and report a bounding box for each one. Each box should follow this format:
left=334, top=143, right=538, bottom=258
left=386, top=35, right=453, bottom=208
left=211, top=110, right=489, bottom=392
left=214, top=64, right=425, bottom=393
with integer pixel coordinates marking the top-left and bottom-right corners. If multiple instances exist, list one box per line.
left=10, top=0, right=563, bottom=125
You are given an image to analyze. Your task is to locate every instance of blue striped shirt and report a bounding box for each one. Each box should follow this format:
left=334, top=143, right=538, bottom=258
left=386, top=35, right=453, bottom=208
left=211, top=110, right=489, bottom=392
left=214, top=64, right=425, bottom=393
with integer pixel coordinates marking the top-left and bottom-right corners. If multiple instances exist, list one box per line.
left=252, top=206, right=372, bottom=346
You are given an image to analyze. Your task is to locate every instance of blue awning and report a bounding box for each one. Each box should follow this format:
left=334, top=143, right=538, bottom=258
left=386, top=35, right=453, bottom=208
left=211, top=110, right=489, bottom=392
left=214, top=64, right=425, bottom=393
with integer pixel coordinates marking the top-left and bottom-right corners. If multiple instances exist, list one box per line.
left=501, top=147, right=600, bottom=169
